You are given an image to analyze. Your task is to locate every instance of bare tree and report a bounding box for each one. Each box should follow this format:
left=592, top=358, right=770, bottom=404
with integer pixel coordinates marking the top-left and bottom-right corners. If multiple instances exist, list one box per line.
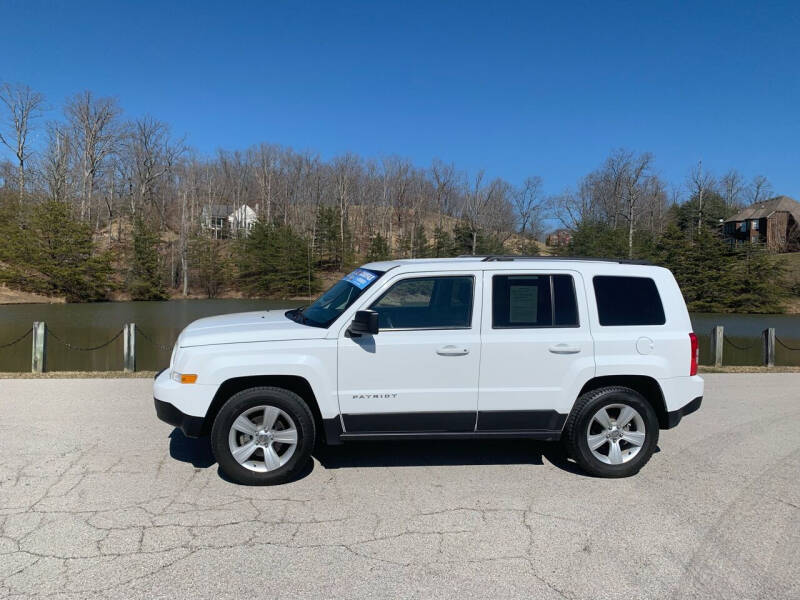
left=124, top=116, right=184, bottom=224
left=720, top=169, right=746, bottom=211
left=461, top=172, right=514, bottom=254
left=331, top=153, right=361, bottom=267
left=430, top=159, right=456, bottom=227
left=250, top=143, right=278, bottom=222
left=618, top=152, right=654, bottom=257
left=41, top=123, right=73, bottom=202
left=0, top=82, right=46, bottom=200
left=550, top=177, right=601, bottom=230
left=64, top=91, right=122, bottom=221
left=687, top=161, right=715, bottom=235
left=748, top=175, right=773, bottom=205
left=513, top=176, right=543, bottom=236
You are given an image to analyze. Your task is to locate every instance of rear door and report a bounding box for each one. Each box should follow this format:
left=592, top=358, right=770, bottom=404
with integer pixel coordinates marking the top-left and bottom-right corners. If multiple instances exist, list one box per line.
left=337, top=271, right=482, bottom=432
left=477, top=269, right=595, bottom=431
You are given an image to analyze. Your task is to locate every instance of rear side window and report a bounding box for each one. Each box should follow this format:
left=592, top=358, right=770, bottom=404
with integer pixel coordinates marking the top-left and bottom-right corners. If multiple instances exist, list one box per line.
left=593, top=276, right=665, bottom=326
left=492, top=274, right=579, bottom=328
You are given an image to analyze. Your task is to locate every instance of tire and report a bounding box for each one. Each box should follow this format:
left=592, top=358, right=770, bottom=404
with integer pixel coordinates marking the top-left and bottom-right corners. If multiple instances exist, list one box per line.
left=563, top=386, right=659, bottom=478
left=211, top=386, right=315, bottom=485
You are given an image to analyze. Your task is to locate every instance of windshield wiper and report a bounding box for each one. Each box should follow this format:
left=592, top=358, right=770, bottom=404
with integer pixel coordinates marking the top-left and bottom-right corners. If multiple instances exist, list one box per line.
left=286, top=306, right=325, bottom=328
left=285, top=306, right=306, bottom=323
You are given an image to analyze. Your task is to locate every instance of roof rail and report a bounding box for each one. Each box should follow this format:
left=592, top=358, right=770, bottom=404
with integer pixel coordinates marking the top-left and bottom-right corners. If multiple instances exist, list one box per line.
left=479, top=255, right=652, bottom=265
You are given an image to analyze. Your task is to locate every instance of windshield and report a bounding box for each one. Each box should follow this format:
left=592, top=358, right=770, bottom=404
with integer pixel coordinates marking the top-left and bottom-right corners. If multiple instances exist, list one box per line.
left=286, top=268, right=384, bottom=328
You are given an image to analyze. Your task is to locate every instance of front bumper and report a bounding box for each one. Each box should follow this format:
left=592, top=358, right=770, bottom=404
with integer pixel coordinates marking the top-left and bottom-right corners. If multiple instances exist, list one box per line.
left=664, top=396, right=702, bottom=429
left=154, top=398, right=206, bottom=438
left=153, top=368, right=217, bottom=438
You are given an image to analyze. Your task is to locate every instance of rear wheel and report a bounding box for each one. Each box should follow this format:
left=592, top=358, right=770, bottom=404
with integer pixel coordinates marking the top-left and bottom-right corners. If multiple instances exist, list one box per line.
left=563, top=386, right=659, bottom=478
left=211, top=387, right=315, bottom=485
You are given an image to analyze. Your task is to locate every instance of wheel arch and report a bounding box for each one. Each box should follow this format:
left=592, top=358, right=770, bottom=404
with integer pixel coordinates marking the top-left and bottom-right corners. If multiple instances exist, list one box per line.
left=576, top=375, right=669, bottom=429
left=203, top=375, right=336, bottom=443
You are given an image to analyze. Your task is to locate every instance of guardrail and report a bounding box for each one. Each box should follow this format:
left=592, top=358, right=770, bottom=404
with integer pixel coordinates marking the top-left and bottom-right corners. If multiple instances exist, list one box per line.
left=0, top=322, right=171, bottom=373
left=708, top=326, right=799, bottom=367
left=1, top=322, right=798, bottom=372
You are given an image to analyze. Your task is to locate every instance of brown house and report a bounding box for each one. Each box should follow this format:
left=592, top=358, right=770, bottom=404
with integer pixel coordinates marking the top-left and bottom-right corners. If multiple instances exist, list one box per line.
left=546, top=228, right=573, bottom=247
left=722, top=196, right=800, bottom=252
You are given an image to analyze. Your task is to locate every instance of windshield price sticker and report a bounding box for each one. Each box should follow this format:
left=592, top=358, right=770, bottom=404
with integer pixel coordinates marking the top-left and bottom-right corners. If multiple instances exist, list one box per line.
left=343, top=269, right=377, bottom=289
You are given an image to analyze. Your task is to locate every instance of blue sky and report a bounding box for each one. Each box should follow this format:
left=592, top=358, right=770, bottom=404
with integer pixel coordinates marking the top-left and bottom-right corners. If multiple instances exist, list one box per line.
left=1, top=0, right=799, bottom=198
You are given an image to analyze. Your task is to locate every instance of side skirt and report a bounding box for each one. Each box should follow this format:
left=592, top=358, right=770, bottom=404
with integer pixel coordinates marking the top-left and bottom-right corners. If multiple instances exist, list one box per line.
left=339, top=430, right=562, bottom=442
left=323, top=410, right=567, bottom=444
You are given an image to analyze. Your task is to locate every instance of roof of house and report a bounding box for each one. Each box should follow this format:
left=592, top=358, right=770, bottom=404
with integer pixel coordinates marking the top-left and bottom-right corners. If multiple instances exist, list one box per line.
left=725, top=196, right=800, bottom=223
left=202, top=204, right=257, bottom=218
left=203, top=205, right=234, bottom=218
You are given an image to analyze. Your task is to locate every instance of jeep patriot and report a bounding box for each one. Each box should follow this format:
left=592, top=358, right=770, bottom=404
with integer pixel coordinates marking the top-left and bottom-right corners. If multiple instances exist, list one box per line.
left=154, top=256, right=703, bottom=484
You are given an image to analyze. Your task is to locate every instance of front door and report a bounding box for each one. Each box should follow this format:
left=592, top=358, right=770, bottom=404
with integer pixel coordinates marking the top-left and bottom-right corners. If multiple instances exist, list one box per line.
left=337, top=273, right=481, bottom=432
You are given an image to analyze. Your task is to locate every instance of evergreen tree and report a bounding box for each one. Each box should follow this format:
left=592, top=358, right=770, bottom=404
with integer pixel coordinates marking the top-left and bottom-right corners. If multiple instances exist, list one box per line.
left=432, top=225, right=455, bottom=257
left=0, top=200, right=114, bottom=301
left=238, top=222, right=317, bottom=297
left=562, top=221, right=628, bottom=258
left=365, top=233, right=391, bottom=263
left=659, top=227, right=732, bottom=312
left=673, top=190, right=734, bottom=235
left=413, top=223, right=430, bottom=258
left=453, top=222, right=504, bottom=255
left=725, top=243, right=788, bottom=313
left=129, top=216, right=168, bottom=300
left=313, top=205, right=352, bottom=271
left=190, top=234, right=228, bottom=298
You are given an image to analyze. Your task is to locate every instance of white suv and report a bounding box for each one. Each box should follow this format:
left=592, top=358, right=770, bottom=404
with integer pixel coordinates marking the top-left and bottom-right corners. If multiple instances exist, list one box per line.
left=154, top=256, right=703, bottom=484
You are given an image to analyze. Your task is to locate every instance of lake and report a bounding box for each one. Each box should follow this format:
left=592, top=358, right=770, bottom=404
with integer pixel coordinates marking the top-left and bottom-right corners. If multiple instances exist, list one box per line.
left=0, top=300, right=799, bottom=371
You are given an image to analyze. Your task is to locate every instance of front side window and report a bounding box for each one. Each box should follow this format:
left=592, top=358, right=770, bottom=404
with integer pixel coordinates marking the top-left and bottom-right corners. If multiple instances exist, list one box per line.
left=492, top=274, right=579, bottom=328
left=593, top=276, right=665, bottom=326
left=370, top=276, right=474, bottom=330
left=292, top=268, right=384, bottom=328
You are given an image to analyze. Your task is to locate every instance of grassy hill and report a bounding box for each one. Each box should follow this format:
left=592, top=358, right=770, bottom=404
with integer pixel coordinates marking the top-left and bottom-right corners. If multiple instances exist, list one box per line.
left=782, top=252, right=800, bottom=313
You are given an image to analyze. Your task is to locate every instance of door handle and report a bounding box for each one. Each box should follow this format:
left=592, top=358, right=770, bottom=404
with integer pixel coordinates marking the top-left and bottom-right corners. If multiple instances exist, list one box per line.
left=437, top=345, right=469, bottom=356
left=548, top=344, right=581, bottom=354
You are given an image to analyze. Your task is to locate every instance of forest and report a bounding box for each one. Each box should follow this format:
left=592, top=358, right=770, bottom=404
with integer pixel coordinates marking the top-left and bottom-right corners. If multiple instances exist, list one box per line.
left=0, top=81, right=795, bottom=312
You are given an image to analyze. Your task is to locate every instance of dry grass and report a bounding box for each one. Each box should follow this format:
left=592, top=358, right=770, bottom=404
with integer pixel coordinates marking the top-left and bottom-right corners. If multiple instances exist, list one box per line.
left=0, top=284, right=65, bottom=305
left=698, top=365, right=800, bottom=373
left=0, top=371, right=158, bottom=379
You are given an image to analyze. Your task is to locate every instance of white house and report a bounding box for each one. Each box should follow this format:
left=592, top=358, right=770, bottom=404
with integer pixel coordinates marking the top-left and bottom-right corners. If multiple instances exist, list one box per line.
left=201, top=204, right=259, bottom=238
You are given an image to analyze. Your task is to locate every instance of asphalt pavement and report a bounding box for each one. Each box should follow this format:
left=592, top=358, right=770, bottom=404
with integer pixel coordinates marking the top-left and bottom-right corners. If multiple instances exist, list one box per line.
left=1, top=374, right=799, bottom=599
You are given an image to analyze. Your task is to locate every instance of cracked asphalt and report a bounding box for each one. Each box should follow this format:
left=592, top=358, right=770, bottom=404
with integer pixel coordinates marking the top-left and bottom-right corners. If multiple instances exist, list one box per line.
left=1, top=374, right=799, bottom=599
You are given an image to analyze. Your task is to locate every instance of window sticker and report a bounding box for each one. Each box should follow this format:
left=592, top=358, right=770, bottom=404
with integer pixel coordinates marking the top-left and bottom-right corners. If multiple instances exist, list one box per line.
left=343, top=269, right=378, bottom=290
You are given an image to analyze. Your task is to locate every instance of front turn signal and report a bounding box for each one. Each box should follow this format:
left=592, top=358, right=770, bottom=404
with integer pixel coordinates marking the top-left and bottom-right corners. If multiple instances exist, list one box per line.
left=171, top=371, right=198, bottom=384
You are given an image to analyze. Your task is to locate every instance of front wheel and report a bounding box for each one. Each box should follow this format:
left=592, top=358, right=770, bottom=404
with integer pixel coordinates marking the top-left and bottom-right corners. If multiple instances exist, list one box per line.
left=563, top=386, right=659, bottom=478
left=211, top=387, right=315, bottom=485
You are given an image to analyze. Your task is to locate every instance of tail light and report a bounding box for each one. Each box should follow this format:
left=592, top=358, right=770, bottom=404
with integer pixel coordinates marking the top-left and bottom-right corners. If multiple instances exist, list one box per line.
left=689, top=332, right=699, bottom=376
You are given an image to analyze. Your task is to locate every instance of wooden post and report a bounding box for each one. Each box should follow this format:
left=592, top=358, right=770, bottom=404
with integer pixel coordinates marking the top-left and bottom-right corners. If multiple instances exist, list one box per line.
left=123, top=323, right=136, bottom=373
left=711, top=326, right=724, bottom=367
left=32, top=321, right=46, bottom=373
left=762, top=327, right=775, bottom=368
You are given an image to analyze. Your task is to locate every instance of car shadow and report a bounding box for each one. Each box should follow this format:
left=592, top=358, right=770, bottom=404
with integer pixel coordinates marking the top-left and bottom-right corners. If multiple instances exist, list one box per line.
left=314, top=438, right=587, bottom=475
left=168, top=429, right=216, bottom=468
left=168, top=428, right=660, bottom=482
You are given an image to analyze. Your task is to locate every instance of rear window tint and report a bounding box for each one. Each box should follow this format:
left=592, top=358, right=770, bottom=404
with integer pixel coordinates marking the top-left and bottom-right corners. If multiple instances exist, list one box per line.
left=593, top=276, right=665, bottom=326
left=492, top=274, right=579, bottom=328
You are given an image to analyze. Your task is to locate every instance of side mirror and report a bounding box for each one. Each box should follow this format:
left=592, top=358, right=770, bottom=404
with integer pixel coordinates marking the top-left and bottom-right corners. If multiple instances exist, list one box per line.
left=349, top=310, right=379, bottom=336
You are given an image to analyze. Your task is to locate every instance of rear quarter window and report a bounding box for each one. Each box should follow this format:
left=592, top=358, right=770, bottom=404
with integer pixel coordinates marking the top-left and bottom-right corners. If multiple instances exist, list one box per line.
left=593, top=276, right=665, bottom=326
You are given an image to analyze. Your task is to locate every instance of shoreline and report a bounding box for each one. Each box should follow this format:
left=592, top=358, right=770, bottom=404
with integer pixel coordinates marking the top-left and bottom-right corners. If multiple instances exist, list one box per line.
left=1, top=366, right=799, bottom=378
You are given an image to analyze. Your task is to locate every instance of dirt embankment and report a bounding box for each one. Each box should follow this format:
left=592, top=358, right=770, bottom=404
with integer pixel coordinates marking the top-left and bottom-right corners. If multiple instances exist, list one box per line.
left=0, top=285, right=65, bottom=305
